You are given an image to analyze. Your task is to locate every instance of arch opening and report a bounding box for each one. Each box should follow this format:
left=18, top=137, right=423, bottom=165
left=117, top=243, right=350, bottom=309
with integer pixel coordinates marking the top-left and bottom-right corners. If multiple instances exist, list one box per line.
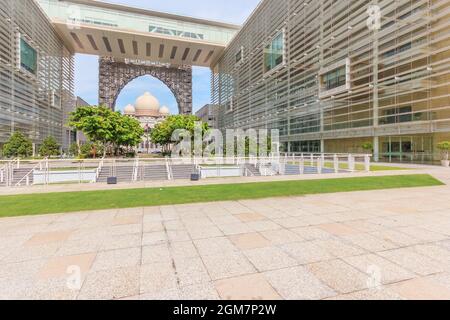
left=98, top=57, right=193, bottom=115
left=115, top=75, right=179, bottom=115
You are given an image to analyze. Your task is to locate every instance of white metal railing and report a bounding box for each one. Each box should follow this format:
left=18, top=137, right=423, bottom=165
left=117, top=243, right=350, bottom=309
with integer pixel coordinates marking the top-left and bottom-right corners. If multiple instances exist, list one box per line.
left=95, top=157, right=105, bottom=181
left=0, top=154, right=372, bottom=187
left=1, top=158, right=19, bottom=185
left=132, top=158, right=139, bottom=182
left=0, top=163, right=6, bottom=184
left=14, top=158, right=48, bottom=187
left=165, top=157, right=173, bottom=180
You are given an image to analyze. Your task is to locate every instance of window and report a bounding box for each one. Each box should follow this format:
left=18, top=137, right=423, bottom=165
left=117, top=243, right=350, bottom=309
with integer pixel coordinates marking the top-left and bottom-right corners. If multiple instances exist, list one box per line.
left=52, top=90, right=61, bottom=109
left=383, top=42, right=412, bottom=58
left=323, top=66, right=346, bottom=91
left=20, top=38, right=37, bottom=75
left=264, top=31, right=285, bottom=73
left=226, top=97, right=234, bottom=113
left=318, top=58, right=351, bottom=98
left=380, top=106, right=413, bottom=125
left=235, top=47, right=243, bottom=64
left=290, top=114, right=321, bottom=135
left=290, top=141, right=321, bottom=153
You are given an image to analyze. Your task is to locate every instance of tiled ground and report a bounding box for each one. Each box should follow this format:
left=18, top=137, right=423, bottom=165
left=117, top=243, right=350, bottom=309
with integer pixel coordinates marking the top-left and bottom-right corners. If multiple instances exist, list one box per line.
left=1, top=172, right=450, bottom=300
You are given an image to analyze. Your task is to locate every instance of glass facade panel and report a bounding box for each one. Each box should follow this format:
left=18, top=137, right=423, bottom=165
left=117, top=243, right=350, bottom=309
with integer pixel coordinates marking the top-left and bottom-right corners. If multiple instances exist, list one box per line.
left=20, top=38, right=38, bottom=75
left=380, top=106, right=415, bottom=125
left=323, top=66, right=346, bottom=91
left=264, top=32, right=284, bottom=73
left=0, top=0, right=74, bottom=149
left=290, top=141, right=321, bottom=153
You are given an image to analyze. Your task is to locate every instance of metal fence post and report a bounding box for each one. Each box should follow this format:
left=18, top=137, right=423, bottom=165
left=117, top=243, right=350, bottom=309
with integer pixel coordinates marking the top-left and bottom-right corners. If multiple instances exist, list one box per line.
left=334, top=154, right=339, bottom=173
left=348, top=154, right=355, bottom=172
left=365, top=155, right=371, bottom=172
left=317, top=157, right=323, bottom=174
left=299, top=156, right=305, bottom=175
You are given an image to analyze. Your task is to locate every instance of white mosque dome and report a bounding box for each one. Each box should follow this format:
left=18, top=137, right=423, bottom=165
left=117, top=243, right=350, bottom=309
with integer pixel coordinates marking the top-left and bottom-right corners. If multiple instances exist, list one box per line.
left=159, top=106, right=170, bottom=115
left=123, top=104, right=135, bottom=115
left=135, top=92, right=160, bottom=116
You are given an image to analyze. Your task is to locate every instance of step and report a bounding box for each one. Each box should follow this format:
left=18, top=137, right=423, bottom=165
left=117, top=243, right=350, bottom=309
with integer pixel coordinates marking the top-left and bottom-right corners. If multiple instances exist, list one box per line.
left=12, top=168, right=34, bottom=185
left=171, top=165, right=197, bottom=180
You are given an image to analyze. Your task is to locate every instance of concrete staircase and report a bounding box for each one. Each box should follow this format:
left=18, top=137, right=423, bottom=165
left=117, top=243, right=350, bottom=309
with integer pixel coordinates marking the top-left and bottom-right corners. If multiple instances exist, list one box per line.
left=143, top=165, right=169, bottom=181
left=284, top=164, right=301, bottom=175
left=284, top=164, right=334, bottom=175
left=11, top=168, right=34, bottom=186
left=244, top=164, right=261, bottom=176
left=171, top=164, right=197, bottom=180
left=97, top=165, right=134, bottom=183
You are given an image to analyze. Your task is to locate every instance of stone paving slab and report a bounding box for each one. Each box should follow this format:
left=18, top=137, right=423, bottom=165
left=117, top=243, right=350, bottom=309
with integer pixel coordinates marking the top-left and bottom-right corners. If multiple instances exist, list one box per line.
left=0, top=169, right=449, bottom=300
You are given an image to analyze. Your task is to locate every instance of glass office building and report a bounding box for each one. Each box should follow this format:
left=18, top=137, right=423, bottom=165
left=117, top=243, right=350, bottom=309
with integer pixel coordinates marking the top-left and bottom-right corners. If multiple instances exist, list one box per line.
left=0, top=0, right=74, bottom=154
left=212, top=0, right=450, bottom=163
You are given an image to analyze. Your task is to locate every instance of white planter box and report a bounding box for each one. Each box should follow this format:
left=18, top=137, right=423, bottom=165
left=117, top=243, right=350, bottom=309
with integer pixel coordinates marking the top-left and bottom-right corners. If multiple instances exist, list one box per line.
left=33, top=170, right=97, bottom=184
left=200, top=166, right=242, bottom=179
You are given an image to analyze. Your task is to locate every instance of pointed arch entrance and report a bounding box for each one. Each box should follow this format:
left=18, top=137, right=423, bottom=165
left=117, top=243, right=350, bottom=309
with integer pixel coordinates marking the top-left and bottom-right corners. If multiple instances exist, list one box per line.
left=98, top=57, right=192, bottom=114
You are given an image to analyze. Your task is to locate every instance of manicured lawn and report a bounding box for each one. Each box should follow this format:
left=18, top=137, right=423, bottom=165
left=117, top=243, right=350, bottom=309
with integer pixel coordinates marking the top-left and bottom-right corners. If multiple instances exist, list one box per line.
left=290, top=161, right=410, bottom=171
left=0, top=174, right=442, bottom=218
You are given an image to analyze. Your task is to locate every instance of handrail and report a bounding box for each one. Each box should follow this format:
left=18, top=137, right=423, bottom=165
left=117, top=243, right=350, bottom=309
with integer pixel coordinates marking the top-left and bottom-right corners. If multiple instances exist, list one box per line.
left=0, top=154, right=374, bottom=187
left=95, top=157, right=105, bottom=181
left=15, top=158, right=47, bottom=187
left=132, top=158, right=139, bottom=182
left=0, top=163, right=7, bottom=183
left=165, top=157, right=173, bottom=180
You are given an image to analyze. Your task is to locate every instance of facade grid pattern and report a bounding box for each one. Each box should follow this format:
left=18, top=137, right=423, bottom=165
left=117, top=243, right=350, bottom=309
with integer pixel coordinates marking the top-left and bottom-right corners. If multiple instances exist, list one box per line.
left=0, top=0, right=74, bottom=153
left=212, top=0, right=450, bottom=163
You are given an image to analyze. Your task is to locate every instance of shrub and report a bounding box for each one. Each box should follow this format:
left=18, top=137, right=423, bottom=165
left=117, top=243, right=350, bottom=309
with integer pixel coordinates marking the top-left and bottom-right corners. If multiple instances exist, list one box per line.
left=361, top=142, right=374, bottom=153
left=69, top=143, right=80, bottom=157
left=437, top=141, right=450, bottom=160
left=79, top=142, right=104, bottom=159
left=2, top=132, right=33, bottom=158
left=39, top=136, right=60, bottom=157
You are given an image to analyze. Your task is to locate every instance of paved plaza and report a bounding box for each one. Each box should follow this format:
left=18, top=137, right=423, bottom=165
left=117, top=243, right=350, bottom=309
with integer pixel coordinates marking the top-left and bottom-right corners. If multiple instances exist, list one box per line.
left=0, top=168, right=450, bottom=300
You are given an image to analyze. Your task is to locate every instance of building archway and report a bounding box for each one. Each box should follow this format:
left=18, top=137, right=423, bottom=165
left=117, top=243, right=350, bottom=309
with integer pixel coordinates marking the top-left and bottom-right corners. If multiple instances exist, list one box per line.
left=115, top=75, right=178, bottom=115
left=98, top=57, right=192, bottom=114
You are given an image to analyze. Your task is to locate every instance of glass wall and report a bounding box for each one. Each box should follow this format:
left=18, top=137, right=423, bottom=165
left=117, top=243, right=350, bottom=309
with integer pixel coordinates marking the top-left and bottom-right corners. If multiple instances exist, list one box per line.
left=20, top=38, right=38, bottom=75
left=380, top=135, right=434, bottom=163
left=322, top=66, right=346, bottom=91
left=290, top=140, right=321, bottom=153
left=264, top=32, right=284, bottom=73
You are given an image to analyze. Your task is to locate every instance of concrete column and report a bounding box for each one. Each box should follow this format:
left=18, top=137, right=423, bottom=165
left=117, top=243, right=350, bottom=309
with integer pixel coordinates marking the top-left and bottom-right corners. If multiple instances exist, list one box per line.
left=373, top=136, right=380, bottom=162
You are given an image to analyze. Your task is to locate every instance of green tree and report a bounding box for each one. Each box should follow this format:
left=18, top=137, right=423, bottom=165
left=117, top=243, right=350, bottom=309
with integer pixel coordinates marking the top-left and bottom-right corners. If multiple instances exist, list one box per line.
left=151, top=115, right=209, bottom=155
left=69, top=143, right=80, bottom=157
left=69, top=106, right=117, bottom=157
left=39, top=136, right=60, bottom=157
left=78, top=142, right=104, bottom=159
left=2, top=132, right=33, bottom=158
left=114, top=115, right=144, bottom=154
left=69, top=105, right=144, bottom=157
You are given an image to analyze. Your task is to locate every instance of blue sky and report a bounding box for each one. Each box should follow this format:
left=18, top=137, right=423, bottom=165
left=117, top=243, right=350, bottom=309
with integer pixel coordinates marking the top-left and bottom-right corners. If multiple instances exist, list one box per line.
left=75, top=0, right=260, bottom=114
